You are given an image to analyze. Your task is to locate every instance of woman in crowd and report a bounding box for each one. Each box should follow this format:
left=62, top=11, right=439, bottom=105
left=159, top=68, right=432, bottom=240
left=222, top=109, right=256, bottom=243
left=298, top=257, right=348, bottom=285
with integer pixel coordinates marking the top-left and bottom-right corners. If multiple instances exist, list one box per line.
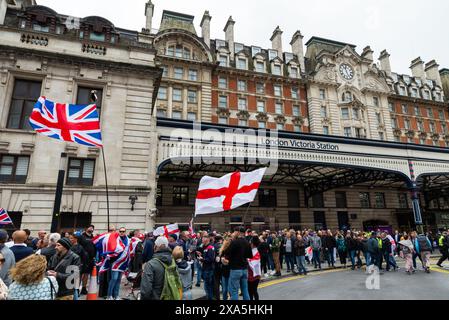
left=399, top=235, right=415, bottom=275
left=0, top=253, right=8, bottom=300
left=173, top=246, right=193, bottom=300
left=247, top=236, right=261, bottom=301
left=218, top=237, right=232, bottom=300
left=8, top=254, right=58, bottom=300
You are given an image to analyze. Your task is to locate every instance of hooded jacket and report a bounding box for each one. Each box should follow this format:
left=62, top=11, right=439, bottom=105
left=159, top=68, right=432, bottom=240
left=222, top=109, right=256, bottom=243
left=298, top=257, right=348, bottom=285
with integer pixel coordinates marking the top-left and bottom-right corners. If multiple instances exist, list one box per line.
left=140, top=249, right=174, bottom=300
left=176, top=259, right=192, bottom=291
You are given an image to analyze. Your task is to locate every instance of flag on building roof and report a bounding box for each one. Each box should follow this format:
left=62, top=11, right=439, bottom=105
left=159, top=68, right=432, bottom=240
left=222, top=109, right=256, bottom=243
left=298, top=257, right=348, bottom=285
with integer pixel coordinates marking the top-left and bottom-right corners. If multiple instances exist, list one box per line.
left=29, top=96, right=103, bottom=147
left=0, top=208, right=13, bottom=225
left=195, top=168, right=267, bottom=216
left=153, top=223, right=180, bottom=238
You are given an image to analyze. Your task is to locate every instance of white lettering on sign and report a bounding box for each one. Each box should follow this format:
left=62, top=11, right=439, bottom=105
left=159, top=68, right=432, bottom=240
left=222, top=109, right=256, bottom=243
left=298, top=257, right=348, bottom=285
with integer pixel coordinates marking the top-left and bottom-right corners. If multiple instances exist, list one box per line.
left=261, top=138, right=340, bottom=151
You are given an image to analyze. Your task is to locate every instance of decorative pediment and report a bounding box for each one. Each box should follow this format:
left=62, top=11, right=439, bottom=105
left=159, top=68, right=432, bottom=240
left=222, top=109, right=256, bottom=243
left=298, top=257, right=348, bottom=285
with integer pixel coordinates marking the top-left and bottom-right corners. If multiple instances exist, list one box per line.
left=274, top=115, right=287, bottom=124
left=270, top=56, right=283, bottom=64
left=292, top=116, right=305, bottom=125
left=216, top=107, right=230, bottom=117
left=256, top=112, right=268, bottom=122
left=335, top=45, right=362, bottom=64
left=236, top=110, right=250, bottom=120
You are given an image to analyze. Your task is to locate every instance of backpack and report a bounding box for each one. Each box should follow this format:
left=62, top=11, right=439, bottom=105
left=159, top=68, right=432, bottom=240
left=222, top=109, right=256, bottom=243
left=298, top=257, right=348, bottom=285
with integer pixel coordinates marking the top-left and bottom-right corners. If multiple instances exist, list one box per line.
left=155, top=258, right=183, bottom=300
left=417, top=236, right=431, bottom=252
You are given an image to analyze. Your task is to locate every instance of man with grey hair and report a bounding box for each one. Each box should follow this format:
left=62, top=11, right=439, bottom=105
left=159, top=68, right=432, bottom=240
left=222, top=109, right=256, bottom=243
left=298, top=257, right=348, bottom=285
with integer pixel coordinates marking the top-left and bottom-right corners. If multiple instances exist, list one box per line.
left=37, top=233, right=61, bottom=263
left=0, top=229, right=15, bottom=286
left=141, top=236, right=179, bottom=300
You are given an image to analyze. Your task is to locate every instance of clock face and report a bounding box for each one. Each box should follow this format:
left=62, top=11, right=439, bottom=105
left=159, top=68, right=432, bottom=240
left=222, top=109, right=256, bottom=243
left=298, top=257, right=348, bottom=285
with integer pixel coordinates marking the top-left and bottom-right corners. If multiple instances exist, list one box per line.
left=340, top=64, right=354, bottom=80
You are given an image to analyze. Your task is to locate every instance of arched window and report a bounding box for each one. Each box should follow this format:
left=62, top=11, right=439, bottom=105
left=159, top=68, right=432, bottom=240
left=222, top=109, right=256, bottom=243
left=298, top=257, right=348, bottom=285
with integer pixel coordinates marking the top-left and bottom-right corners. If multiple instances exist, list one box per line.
left=342, top=91, right=353, bottom=102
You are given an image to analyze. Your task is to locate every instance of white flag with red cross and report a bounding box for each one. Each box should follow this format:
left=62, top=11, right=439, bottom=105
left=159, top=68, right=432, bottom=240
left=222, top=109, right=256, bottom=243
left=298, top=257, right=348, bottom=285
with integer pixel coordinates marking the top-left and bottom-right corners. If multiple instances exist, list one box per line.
left=195, top=168, right=267, bottom=216
left=153, top=223, right=180, bottom=238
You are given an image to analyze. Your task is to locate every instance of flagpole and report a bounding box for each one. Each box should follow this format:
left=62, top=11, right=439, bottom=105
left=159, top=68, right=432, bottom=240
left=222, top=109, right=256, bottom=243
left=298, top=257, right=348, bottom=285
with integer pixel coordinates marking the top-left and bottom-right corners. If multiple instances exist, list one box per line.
left=101, top=147, right=110, bottom=232
left=50, top=153, right=68, bottom=233
left=241, top=201, right=253, bottom=229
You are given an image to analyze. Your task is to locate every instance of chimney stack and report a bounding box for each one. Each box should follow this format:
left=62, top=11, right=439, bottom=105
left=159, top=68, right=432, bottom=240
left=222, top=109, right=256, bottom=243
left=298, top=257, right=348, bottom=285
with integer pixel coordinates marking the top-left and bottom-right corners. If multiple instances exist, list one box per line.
left=290, top=30, right=305, bottom=73
left=224, top=16, right=235, bottom=60
left=0, top=0, right=7, bottom=25
left=145, top=1, right=154, bottom=31
left=200, top=11, right=212, bottom=48
left=362, top=46, right=374, bottom=62
left=425, top=60, right=442, bottom=87
left=410, top=57, right=425, bottom=79
left=440, top=69, right=449, bottom=100
left=378, top=50, right=392, bottom=75
left=270, top=26, right=283, bottom=55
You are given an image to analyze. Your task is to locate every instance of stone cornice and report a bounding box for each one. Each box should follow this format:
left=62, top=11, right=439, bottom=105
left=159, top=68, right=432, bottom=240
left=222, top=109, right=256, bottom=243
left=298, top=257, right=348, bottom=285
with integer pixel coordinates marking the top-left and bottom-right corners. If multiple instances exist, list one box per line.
left=215, top=66, right=307, bottom=85
left=388, top=93, right=447, bottom=107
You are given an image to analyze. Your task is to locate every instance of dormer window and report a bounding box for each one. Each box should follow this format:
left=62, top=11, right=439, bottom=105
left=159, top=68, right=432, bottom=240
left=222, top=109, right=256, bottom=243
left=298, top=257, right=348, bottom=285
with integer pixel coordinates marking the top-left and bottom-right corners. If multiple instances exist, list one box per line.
left=436, top=92, right=442, bottom=101
left=423, top=90, right=430, bottom=100
left=237, top=58, right=247, bottom=70
left=234, top=43, right=244, bottom=54
left=268, top=50, right=278, bottom=61
left=20, top=19, right=26, bottom=29
left=284, top=53, right=294, bottom=64
left=273, top=64, right=282, bottom=76
left=399, top=86, right=407, bottom=96
left=251, top=46, right=261, bottom=57
left=255, top=61, right=265, bottom=73
left=219, top=55, right=228, bottom=67
left=411, top=88, right=418, bottom=98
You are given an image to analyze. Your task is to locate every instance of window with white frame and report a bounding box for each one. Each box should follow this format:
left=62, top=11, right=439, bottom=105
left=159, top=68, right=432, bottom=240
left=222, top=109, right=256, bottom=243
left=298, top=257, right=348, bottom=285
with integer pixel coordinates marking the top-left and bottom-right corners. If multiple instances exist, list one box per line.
left=402, top=104, right=408, bottom=114
left=276, top=123, right=284, bottom=130
left=237, top=80, right=247, bottom=92
left=218, top=117, right=228, bottom=125
left=352, top=108, right=359, bottom=120
left=174, top=67, right=183, bottom=80
left=274, top=85, right=282, bottom=97
left=237, top=58, right=247, bottom=70
left=290, top=67, right=298, bottom=78
left=341, top=108, right=349, bottom=120
left=321, top=106, right=327, bottom=118
left=219, top=95, right=228, bottom=108
left=275, top=102, right=283, bottom=114
left=344, top=127, right=352, bottom=137
left=172, top=111, right=182, bottom=119
left=436, top=92, right=442, bottom=101
left=293, top=105, right=301, bottom=117
left=391, top=117, right=397, bottom=129
left=268, top=50, right=278, bottom=61
left=173, top=88, right=182, bottom=102
left=238, top=98, right=247, bottom=110
left=234, top=43, right=244, bottom=54
left=251, top=46, right=262, bottom=57
left=256, top=83, right=265, bottom=94
left=439, top=110, right=445, bottom=120
left=420, top=137, right=426, bottom=145
left=162, top=65, right=168, bottom=77
left=187, top=112, right=197, bottom=121
left=291, top=88, right=299, bottom=100
left=294, top=125, right=301, bottom=132
left=257, top=101, right=265, bottom=112
left=258, top=121, right=266, bottom=129
left=239, top=119, right=248, bottom=127
left=430, top=122, right=436, bottom=132
left=0, top=155, right=30, bottom=184
left=219, top=77, right=227, bottom=89
left=442, top=122, right=447, bottom=133
left=412, top=88, right=418, bottom=98
left=273, top=64, right=282, bottom=76
left=399, top=86, right=406, bottom=96
left=414, top=106, right=420, bottom=116
left=256, top=61, right=265, bottom=73
left=188, top=90, right=197, bottom=103
left=388, top=102, right=394, bottom=112
left=394, top=136, right=401, bottom=142
left=188, top=69, right=198, bottom=81
left=404, top=118, right=411, bottom=129
left=427, top=108, right=433, bottom=118
left=423, top=90, right=430, bottom=100
left=219, top=55, right=228, bottom=67
left=158, top=87, right=167, bottom=100
left=323, top=126, right=329, bottom=135
left=342, top=91, right=353, bottom=102
left=157, top=109, right=167, bottom=117
left=319, top=89, right=326, bottom=100
left=418, top=120, right=424, bottom=131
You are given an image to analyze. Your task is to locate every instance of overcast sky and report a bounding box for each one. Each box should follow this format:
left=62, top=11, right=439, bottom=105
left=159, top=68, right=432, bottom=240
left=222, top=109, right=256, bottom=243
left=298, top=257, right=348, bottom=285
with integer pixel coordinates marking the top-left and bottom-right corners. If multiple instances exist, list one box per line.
left=39, top=0, right=449, bottom=75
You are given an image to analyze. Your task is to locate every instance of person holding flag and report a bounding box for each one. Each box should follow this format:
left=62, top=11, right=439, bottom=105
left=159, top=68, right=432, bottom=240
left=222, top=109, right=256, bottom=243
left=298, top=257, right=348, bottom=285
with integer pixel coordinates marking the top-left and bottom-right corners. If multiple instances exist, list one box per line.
left=247, top=236, right=262, bottom=301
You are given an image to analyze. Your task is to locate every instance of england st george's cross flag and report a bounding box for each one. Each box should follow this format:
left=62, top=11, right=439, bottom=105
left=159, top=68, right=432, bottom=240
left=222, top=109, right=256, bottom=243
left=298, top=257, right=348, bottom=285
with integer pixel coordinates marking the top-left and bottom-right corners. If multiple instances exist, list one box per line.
left=29, top=96, right=103, bottom=147
left=195, top=168, right=267, bottom=216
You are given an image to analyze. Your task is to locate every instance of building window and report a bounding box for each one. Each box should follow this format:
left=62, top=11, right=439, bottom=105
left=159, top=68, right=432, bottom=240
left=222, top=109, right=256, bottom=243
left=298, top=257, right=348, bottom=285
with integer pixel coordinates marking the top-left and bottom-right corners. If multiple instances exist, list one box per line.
left=188, top=69, right=198, bottom=81
left=320, top=106, right=327, bottom=118
left=436, top=92, right=442, bottom=101
left=388, top=102, right=394, bottom=112
left=311, top=193, right=324, bottom=208
left=157, top=109, right=167, bottom=117
left=373, top=96, right=379, bottom=107
left=293, top=105, right=301, bottom=117
left=219, top=55, right=228, bottom=67
left=276, top=123, right=284, bottom=130
left=342, top=91, right=353, bottom=102
left=344, top=127, right=352, bottom=137
left=374, top=192, right=386, bottom=208
left=162, top=65, right=168, bottom=77
left=67, top=158, right=95, bottom=186
left=158, top=87, right=167, bottom=100
left=394, top=136, right=401, bottom=142
left=218, top=117, right=228, bottom=125
left=423, top=90, right=430, bottom=100
left=341, top=108, right=349, bottom=120
left=7, top=79, right=42, bottom=130
left=404, top=119, right=411, bottom=130
left=237, top=58, right=247, bottom=70
left=156, top=187, right=163, bottom=206
left=323, top=126, right=329, bottom=135
left=173, top=187, right=189, bottom=206
left=290, top=67, right=298, bottom=78
left=335, top=191, right=347, bottom=208
left=319, top=89, right=326, bottom=100
left=187, top=112, right=197, bottom=121
left=90, top=32, right=105, bottom=42
left=439, top=110, right=445, bottom=121
left=256, top=61, right=265, bottom=73
left=355, top=128, right=365, bottom=139
left=359, top=192, right=371, bottom=208
left=268, top=49, right=278, bottom=61
left=391, top=117, right=397, bottom=129
left=274, top=85, right=282, bottom=97
left=219, top=95, right=228, bottom=108
left=399, top=86, right=406, bottom=96
left=398, top=193, right=409, bottom=209
left=420, top=138, right=426, bottom=145
left=257, top=101, right=265, bottom=113
left=238, top=119, right=248, bottom=127
left=259, top=189, right=277, bottom=207
left=188, top=90, right=197, bottom=103
left=174, top=67, right=183, bottom=80
left=352, top=108, right=360, bottom=120
left=402, top=104, right=408, bottom=114
left=258, top=121, right=266, bottom=129
left=430, top=122, right=436, bottom=132
left=294, top=125, right=301, bottom=132
left=173, top=88, right=182, bottom=102
left=172, top=111, right=182, bottom=119
left=442, top=123, right=447, bottom=134
left=238, top=98, right=247, bottom=111
left=58, top=212, right=92, bottom=233
left=417, top=121, right=424, bottom=131
left=273, top=64, right=282, bottom=76
left=291, top=88, right=299, bottom=100
left=287, top=190, right=300, bottom=208
left=414, top=106, right=420, bottom=116
left=275, top=102, right=283, bottom=114
left=427, top=108, right=433, bottom=118
left=218, top=77, right=227, bottom=89
left=76, top=87, right=103, bottom=115
left=237, top=80, right=247, bottom=92
left=379, top=132, right=385, bottom=140
left=0, top=155, right=29, bottom=184
left=411, top=88, right=418, bottom=98
left=376, top=113, right=382, bottom=125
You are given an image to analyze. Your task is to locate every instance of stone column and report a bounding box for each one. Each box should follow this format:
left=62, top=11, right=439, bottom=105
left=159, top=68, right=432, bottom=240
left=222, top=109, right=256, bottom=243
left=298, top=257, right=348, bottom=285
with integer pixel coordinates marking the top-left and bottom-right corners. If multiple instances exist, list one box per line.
left=183, top=87, right=188, bottom=119
left=167, top=85, right=173, bottom=117
left=146, top=115, right=158, bottom=231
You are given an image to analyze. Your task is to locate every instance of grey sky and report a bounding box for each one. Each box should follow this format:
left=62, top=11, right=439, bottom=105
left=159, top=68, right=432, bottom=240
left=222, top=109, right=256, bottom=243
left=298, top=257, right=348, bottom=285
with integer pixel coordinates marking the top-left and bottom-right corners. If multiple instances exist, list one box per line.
left=39, top=0, right=449, bottom=75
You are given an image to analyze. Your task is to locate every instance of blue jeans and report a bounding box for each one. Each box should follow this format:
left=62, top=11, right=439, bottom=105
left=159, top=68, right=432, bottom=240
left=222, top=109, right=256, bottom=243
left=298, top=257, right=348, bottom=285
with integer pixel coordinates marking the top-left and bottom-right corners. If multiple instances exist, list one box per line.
left=285, top=252, right=295, bottom=271
left=229, top=269, right=250, bottom=301
left=312, top=249, right=321, bottom=269
left=365, top=252, right=372, bottom=266
left=195, top=260, right=203, bottom=285
left=325, top=248, right=335, bottom=266
left=267, top=253, right=275, bottom=271
left=222, top=276, right=230, bottom=301
left=107, top=271, right=122, bottom=299
left=296, top=256, right=307, bottom=274
left=349, top=250, right=356, bottom=268
left=384, top=252, right=397, bottom=270
left=182, top=289, right=192, bottom=300
left=202, top=270, right=214, bottom=300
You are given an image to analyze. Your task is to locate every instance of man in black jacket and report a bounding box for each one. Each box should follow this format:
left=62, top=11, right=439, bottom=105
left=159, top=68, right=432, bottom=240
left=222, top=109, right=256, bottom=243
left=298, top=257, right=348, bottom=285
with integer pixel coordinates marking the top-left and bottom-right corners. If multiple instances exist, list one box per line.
left=47, top=238, right=81, bottom=300
left=323, top=230, right=336, bottom=268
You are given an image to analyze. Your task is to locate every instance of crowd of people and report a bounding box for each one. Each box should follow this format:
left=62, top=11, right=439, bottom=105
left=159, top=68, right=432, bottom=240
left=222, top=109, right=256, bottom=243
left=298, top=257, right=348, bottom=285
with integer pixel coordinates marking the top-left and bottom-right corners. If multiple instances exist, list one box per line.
left=0, top=224, right=448, bottom=301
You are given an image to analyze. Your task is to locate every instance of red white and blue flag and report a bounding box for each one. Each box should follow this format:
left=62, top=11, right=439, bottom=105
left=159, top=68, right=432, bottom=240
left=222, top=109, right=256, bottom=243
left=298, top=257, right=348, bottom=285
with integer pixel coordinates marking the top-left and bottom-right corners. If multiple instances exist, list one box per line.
left=93, top=232, right=126, bottom=273
left=29, top=96, right=103, bottom=147
left=0, top=208, right=13, bottom=225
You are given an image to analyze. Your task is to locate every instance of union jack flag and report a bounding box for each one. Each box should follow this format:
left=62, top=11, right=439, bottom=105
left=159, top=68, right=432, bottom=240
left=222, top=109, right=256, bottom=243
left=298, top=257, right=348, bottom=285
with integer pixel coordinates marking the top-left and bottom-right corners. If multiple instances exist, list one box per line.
left=93, top=232, right=126, bottom=273
left=29, top=96, right=103, bottom=147
left=0, top=208, right=13, bottom=225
